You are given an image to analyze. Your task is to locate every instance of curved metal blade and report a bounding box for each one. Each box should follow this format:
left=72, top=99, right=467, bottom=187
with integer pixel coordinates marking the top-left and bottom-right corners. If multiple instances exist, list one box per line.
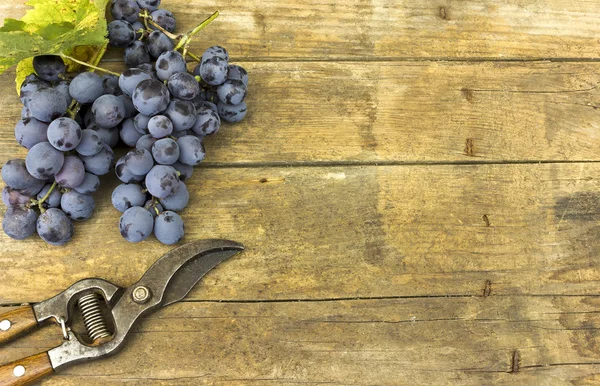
left=139, top=239, right=244, bottom=306
left=161, top=247, right=242, bottom=306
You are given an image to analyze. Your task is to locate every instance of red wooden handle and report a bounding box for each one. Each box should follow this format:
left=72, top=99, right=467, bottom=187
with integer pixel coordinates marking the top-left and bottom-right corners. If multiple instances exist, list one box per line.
left=0, top=306, right=38, bottom=345
left=0, top=352, right=53, bottom=386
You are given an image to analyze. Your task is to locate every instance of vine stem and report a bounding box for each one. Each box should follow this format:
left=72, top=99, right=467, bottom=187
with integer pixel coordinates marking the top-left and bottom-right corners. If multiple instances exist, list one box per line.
left=174, top=11, right=219, bottom=51
left=59, top=53, right=120, bottom=76
left=144, top=17, right=180, bottom=40
left=35, top=181, right=58, bottom=213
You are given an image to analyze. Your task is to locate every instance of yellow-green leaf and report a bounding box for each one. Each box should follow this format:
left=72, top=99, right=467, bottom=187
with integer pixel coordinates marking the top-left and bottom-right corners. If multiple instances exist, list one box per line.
left=15, top=57, right=35, bottom=95
left=0, top=0, right=110, bottom=74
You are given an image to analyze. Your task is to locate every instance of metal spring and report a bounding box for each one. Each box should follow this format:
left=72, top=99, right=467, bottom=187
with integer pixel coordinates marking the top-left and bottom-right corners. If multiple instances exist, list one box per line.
left=77, top=293, right=111, bottom=342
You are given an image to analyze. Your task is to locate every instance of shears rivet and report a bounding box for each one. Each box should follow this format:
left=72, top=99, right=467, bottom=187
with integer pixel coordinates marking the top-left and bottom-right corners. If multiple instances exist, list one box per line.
left=0, top=319, right=11, bottom=331
left=132, top=286, right=152, bottom=304
left=13, top=365, right=25, bottom=377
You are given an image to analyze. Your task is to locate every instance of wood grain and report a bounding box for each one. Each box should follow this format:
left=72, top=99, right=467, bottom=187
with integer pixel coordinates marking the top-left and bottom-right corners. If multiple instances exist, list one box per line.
left=1, top=163, right=600, bottom=303
left=3, top=61, right=600, bottom=164
left=2, top=297, right=600, bottom=385
left=99, top=0, right=600, bottom=61
left=0, top=306, right=37, bottom=345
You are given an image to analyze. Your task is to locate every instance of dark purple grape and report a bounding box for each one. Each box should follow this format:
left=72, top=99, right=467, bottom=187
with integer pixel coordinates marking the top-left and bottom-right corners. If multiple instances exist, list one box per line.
left=33, top=55, right=65, bottom=82
left=228, top=64, right=248, bottom=86
left=120, top=118, right=143, bottom=146
left=92, top=94, right=126, bottom=128
left=191, top=106, right=220, bottom=136
left=164, top=99, right=196, bottom=131
left=14, top=118, right=48, bottom=149
left=132, top=79, right=170, bottom=116
left=124, top=41, right=151, bottom=67
left=135, top=134, right=158, bottom=151
left=147, top=31, right=174, bottom=59
left=148, top=115, right=173, bottom=138
left=108, top=20, right=136, bottom=48
left=150, top=9, right=176, bottom=33
left=152, top=138, right=179, bottom=165
left=217, top=101, right=247, bottom=123
left=2, top=187, right=31, bottom=208
left=55, top=155, right=85, bottom=188
left=217, top=79, right=247, bottom=105
left=47, top=117, right=82, bottom=151
left=36, top=184, right=62, bottom=209
left=123, top=148, right=154, bottom=175
left=3, top=206, right=37, bottom=240
left=177, top=135, right=205, bottom=166
left=26, top=142, right=64, bottom=180
left=155, top=50, right=187, bottom=81
left=111, top=0, right=141, bottom=23
left=76, top=129, right=104, bottom=156
left=145, top=165, right=178, bottom=198
left=37, top=208, right=73, bottom=246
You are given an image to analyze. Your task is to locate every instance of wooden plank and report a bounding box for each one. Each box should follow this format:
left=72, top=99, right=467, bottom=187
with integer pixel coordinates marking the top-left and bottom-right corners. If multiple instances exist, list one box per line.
left=1, top=296, right=600, bottom=385
left=2, top=163, right=600, bottom=303
left=5, top=0, right=600, bottom=60
left=3, top=61, right=600, bottom=164
left=98, top=0, right=600, bottom=61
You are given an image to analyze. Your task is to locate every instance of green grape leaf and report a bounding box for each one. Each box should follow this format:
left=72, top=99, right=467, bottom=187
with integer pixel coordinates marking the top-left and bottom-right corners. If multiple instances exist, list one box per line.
left=0, top=0, right=110, bottom=76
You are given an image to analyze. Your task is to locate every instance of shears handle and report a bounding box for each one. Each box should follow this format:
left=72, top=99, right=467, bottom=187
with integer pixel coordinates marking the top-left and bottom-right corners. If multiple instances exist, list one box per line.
left=0, top=352, right=53, bottom=386
left=0, top=307, right=53, bottom=385
left=0, top=307, right=38, bottom=345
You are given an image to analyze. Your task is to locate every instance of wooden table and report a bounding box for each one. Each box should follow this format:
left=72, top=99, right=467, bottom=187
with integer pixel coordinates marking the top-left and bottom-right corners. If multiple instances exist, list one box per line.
left=2, top=0, right=600, bottom=384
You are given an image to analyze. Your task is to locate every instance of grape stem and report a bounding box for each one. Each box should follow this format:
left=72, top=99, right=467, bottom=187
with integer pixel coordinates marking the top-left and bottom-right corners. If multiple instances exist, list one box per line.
left=175, top=11, right=220, bottom=56
left=59, top=53, right=120, bottom=76
left=33, top=181, right=58, bottom=213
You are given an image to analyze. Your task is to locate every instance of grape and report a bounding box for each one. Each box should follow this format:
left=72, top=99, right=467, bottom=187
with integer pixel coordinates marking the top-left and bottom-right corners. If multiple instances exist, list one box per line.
left=191, top=106, right=220, bottom=136
left=108, top=20, right=136, bottom=48
left=143, top=199, right=163, bottom=218
left=92, top=94, right=126, bottom=128
left=76, top=129, right=104, bottom=156
left=124, top=41, right=151, bottom=67
left=136, top=133, right=158, bottom=151
left=115, top=157, right=144, bottom=183
left=137, top=0, right=160, bottom=11
left=177, top=135, right=205, bottom=166
left=133, top=113, right=151, bottom=134
left=111, top=0, right=141, bottom=23
left=150, top=9, right=176, bottom=33
left=195, top=55, right=228, bottom=86
left=159, top=181, right=188, bottom=211
left=28, top=88, right=69, bottom=122
left=204, top=46, right=229, bottom=61
left=26, top=142, right=65, bottom=180
left=94, top=125, right=120, bottom=147
left=47, top=117, right=82, bottom=151
left=164, top=99, right=196, bottom=131
left=119, top=68, right=152, bottom=97
left=152, top=138, right=179, bottom=165
left=18, top=179, right=46, bottom=197
left=69, top=72, right=104, bottom=104
left=120, top=206, right=154, bottom=242
left=20, top=75, right=50, bottom=105
left=218, top=101, right=247, bottom=123
left=3, top=207, right=37, bottom=240
left=171, top=162, right=193, bottom=181
left=202, top=101, right=218, bottom=115
left=132, top=21, right=145, bottom=39
left=102, top=74, right=122, bottom=95
left=228, top=64, right=248, bottom=86
left=111, top=183, right=147, bottom=213
left=2, top=159, right=44, bottom=190
left=148, top=115, right=173, bottom=138
left=137, top=63, right=158, bottom=79
left=199, top=86, right=218, bottom=104
left=21, top=105, right=31, bottom=119
left=37, top=208, right=73, bottom=246
left=171, top=129, right=191, bottom=139
left=74, top=173, right=100, bottom=194
left=145, top=165, right=178, bottom=198
left=147, top=31, right=174, bottom=59
left=33, top=55, right=65, bottom=82
left=167, top=72, right=199, bottom=100
left=155, top=50, right=187, bottom=81
left=154, top=211, right=184, bottom=245
left=61, top=191, right=95, bottom=221
left=55, top=80, right=73, bottom=105
left=217, top=79, right=247, bottom=105
left=120, top=118, right=143, bottom=146
left=132, top=79, right=170, bottom=116
left=2, top=187, right=31, bottom=207
left=80, top=144, right=114, bottom=176
left=123, top=148, right=154, bottom=175
left=36, top=184, right=62, bottom=209
left=55, top=155, right=85, bottom=189
left=14, top=118, right=48, bottom=149
left=118, top=94, right=137, bottom=118
left=83, top=107, right=95, bottom=127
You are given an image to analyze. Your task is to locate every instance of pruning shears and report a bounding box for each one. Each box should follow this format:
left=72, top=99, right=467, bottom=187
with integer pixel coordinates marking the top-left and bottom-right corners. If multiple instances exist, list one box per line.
left=0, top=239, right=244, bottom=385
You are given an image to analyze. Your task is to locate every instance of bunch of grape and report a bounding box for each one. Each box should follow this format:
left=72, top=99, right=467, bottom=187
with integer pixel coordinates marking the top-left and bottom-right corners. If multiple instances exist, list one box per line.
left=107, top=0, right=247, bottom=245
left=2, top=57, right=120, bottom=245
left=1, top=0, right=248, bottom=246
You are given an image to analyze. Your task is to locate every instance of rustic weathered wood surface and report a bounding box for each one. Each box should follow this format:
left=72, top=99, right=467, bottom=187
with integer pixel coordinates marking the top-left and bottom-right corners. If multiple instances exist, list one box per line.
left=2, top=1, right=600, bottom=385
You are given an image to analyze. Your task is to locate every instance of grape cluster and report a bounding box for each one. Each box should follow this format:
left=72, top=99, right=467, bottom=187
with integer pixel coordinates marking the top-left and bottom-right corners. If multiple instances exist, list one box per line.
left=108, top=1, right=247, bottom=245
left=1, top=0, right=248, bottom=245
left=2, top=59, right=116, bottom=245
